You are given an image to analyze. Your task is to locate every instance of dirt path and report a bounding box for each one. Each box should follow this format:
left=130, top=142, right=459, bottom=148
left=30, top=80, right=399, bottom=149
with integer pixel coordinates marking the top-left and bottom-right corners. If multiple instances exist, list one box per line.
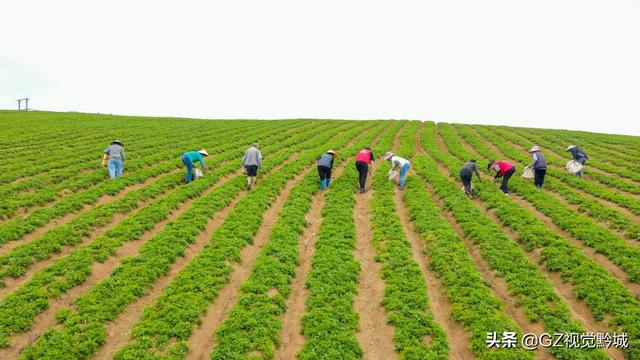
left=275, top=191, right=324, bottom=360
left=0, top=168, right=177, bottom=254
left=432, top=126, right=627, bottom=359
left=508, top=192, right=640, bottom=299
left=93, top=154, right=304, bottom=360
left=184, top=165, right=314, bottom=360
left=0, top=169, right=245, bottom=360
left=352, top=185, right=397, bottom=360
left=478, top=204, right=626, bottom=360
left=393, top=185, right=474, bottom=359
left=454, top=129, right=640, bottom=246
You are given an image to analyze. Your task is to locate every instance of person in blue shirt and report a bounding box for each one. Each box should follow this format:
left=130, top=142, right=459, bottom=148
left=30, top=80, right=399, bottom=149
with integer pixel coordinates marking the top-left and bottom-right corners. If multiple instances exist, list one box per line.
left=182, top=149, right=209, bottom=184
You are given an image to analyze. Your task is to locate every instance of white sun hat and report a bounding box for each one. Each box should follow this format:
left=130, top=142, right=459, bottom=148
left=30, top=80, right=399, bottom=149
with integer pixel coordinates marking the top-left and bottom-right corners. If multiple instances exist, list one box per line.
left=198, top=149, right=209, bottom=156
left=326, top=150, right=336, bottom=155
left=566, top=145, right=576, bottom=151
left=528, top=145, right=540, bottom=152
left=383, top=151, right=394, bottom=160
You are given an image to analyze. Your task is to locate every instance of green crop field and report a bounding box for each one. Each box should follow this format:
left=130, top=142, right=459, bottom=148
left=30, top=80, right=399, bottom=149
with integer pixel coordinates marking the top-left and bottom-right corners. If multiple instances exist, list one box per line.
left=0, top=110, right=639, bottom=359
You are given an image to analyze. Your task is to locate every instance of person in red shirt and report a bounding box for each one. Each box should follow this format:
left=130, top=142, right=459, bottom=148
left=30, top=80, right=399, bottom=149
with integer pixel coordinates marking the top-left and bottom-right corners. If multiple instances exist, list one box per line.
left=488, top=160, right=516, bottom=195
left=355, top=146, right=375, bottom=193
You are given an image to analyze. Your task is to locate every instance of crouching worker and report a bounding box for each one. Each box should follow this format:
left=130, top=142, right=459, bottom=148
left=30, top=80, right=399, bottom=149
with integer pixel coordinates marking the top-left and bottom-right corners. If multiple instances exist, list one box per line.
left=243, top=143, right=262, bottom=190
left=566, top=145, right=588, bottom=178
left=384, top=151, right=411, bottom=190
left=182, top=149, right=208, bottom=184
left=104, top=140, right=125, bottom=179
left=355, top=146, right=374, bottom=193
left=459, top=159, right=481, bottom=197
left=488, top=160, right=515, bottom=195
left=317, top=150, right=336, bottom=191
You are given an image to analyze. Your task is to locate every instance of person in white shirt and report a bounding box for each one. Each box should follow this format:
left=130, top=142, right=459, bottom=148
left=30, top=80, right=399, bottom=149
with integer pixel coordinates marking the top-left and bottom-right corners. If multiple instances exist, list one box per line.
left=243, top=143, right=262, bottom=190
left=384, top=151, right=411, bottom=190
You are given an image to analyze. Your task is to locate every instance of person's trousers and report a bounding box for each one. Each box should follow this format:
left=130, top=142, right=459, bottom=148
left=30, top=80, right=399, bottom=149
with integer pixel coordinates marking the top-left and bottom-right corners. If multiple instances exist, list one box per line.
left=500, top=168, right=516, bottom=193
left=460, top=170, right=473, bottom=194
left=534, top=168, right=546, bottom=188
left=399, top=163, right=410, bottom=189
left=182, top=156, right=194, bottom=183
left=355, top=161, right=368, bottom=190
left=108, top=157, right=123, bottom=178
left=318, top=165, right=332, bottom=191
left=577, top=158, right=586, bottom=178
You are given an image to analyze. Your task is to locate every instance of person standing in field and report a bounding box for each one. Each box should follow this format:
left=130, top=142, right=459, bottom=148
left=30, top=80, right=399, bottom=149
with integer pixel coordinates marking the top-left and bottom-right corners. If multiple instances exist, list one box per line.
left=459, top=159, right=481, bottom=197
left=566, top=145, right=588, bottom=178
left=243, top=143, right=262, bottom=190
left=182, top=149, right=208, bottom=184
left=526, top=145, right=547, bottom=189
left=488, top=160, right=515, bottom=195
left=384, top=151, right=411, bottom=190
left=104, top=140, right=125, bottom=179
left=355, top=146, right=374, bottom=193
left=317, top=150, right=336, bottom=192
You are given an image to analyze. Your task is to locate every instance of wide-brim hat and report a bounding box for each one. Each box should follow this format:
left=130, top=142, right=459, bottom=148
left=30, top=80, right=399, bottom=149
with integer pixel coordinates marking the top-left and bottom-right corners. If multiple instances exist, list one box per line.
left=198, top=149, right=209, bottom=156
left=528, top=145, right=540, bottom=152
left=326, top=150, right=336, bottom=155
left=566, top=145, right=576, bottom=151
left=383, top=151, right=394, bottom=160
left=111, top=140, right=123, bottom=146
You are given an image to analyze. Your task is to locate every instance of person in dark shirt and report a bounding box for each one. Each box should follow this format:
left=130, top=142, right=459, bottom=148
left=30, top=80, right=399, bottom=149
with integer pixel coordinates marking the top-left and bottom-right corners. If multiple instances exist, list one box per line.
left=459, top=159, right=481, bottom=197
left=566, top=145, right=588, bottom=178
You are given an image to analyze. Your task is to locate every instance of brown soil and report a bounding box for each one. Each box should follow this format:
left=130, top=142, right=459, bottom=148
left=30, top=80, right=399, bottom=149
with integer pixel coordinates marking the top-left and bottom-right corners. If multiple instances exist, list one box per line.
left=463, top=127, right=640, bottom=246
left=394, top=185, right=474, bottom=359
left=508, top=192, right=640, bottom=299
left=0, top=168, right=246, bottom=358
left=184, top=165, right=313, bottom=360
left=276, top=125, right=392, bottom=359
left=275, top=191, right=324, bottom=360
left=480, top=206, right=626, bottom=360
left=352, top=184, right=397, bottom=360
left=94, top=190, right=246, bottom=360
left=94, top=154, right=302, bottom=360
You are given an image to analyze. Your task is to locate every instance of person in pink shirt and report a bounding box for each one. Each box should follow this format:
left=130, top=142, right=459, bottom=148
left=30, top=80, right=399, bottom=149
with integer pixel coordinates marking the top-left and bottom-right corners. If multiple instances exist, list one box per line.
left=488, top=160, right=516, bottom=195
left=355, top=146, right=375, bottom=193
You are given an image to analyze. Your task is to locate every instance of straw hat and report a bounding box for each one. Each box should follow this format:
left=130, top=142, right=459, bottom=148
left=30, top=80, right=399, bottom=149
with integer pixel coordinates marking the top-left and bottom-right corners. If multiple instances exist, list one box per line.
left=528, top=145, right=540, bottom=152
left=566, top=145, right=576, bottom=151
left=326, top=150, right=336, bottom=155
left=111, top=140, right=123, bottom=146
left=383, top=151, right=394, bottom=160
left=198, top=149, right=209, bottom=156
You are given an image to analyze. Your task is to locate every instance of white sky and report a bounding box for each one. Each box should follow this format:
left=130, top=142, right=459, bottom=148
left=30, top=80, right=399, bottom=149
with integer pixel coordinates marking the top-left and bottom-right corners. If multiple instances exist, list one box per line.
left=1, top=0, right=639, bottom=135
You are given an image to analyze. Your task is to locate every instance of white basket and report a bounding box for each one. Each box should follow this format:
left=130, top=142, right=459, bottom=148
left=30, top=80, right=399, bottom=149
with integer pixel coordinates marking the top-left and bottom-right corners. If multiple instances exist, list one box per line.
left=388, top=170, right=399, bottom=180
left=521, top=167, right=534, bottom=179
left=566, top=160, right=583, bottom=174
left=194, top=168, right=203, bottom=179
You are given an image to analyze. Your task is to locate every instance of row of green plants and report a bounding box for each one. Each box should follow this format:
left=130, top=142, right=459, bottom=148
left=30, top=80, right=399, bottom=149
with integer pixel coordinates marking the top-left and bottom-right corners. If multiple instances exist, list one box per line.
left=0, top=120, right=268, bottom=218
left=429, top=123, right=640, bottom=358
left=0, top=113, right=258, bottom=180
left=115, top=121, right=391, bottom=360
left=540, top=127, right=640, bottom=164
left=367, top=121, right=449, bottom=359
left=0, top=120, right=305, bottom=220
left=402, top=173, right=530, bottom=359
left=294, top=127, right=398, bottom=360
left=450, top=124, right=640, bottom=283
left=420, top=123, right=608, bottom=359
left=0, top=122, right=335, bottom=285
left=0, top=121, right=362, bottom=349
left=491, top=126, right=640, bottom=196
left=488, top=125, right=640, bottom=200
left=16, top=122, right=377, bottom=359
left=0, top=120, right=307, bottom=244
left=510, top=127, right=640, bottom=183
left=473, top=125, right=640, bottom=217
left=454, top=125, right=640, bottom=241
